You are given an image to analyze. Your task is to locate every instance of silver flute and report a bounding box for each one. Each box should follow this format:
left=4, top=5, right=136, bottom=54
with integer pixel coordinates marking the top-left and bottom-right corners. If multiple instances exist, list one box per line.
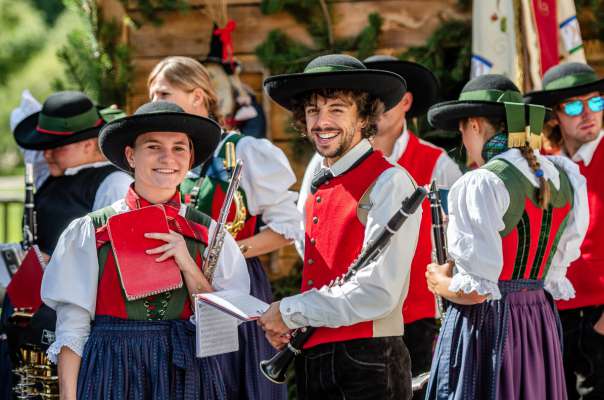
left=202, top=158, right=244, bottom=283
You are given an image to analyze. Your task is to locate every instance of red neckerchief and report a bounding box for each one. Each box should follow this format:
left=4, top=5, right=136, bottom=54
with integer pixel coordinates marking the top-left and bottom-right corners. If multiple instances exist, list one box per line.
left=95, top=185, right=208, bottom=248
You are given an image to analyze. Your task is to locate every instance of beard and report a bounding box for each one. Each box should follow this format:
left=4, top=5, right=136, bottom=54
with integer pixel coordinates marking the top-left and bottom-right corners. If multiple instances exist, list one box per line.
left=309, top=125, right=357, bottom=159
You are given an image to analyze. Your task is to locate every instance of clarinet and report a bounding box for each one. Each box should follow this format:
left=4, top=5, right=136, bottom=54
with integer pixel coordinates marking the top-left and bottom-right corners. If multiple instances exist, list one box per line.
left=428, top=180, right=448, bottom=324
left=22, top=162, right=37, bottom=249
left=260, top=186, right=427, bottom=384
left=202, top=158, right=244, bottom=283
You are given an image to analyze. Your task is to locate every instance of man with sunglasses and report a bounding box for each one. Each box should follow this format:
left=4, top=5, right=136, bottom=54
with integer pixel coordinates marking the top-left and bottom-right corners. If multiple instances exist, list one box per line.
left=526, top=62, right=604, bottom=400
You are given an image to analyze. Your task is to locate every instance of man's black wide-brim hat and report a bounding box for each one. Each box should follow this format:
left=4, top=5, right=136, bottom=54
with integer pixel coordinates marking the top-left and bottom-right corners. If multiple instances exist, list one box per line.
left=524, top=62, right=604, bottom=107
left=428, top=74, right=522, bottom=131
left=264, top=54, right=407, bottom=112
left=363, top=55, right=439, bottom=118
left=99, top=101, right=221, bottom=172
left=13, top=91, right=124, bottom=150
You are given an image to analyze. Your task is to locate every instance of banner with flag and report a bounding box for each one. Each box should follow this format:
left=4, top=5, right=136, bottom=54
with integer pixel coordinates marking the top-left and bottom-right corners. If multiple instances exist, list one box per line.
left=471, top=0, right=586, bottom=91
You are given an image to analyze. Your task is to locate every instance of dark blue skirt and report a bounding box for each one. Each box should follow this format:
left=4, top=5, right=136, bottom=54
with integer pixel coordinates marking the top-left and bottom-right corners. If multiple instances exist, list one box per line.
left=214, top=256, right=287, bottom=400
left=77, top=316, right=226, bottom=400
left=425, top=280, right=566, bottom=400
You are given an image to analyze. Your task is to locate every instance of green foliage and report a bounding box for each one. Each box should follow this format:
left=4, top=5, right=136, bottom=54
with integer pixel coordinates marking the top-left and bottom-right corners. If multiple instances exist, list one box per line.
left=32, top=0, right=66, bottom=26
left=255, top=0, right=382, bottom=74
left=0, top=10, right=84, bottom=174
left=401, top=20, right=471, bottom=101
left=54, top=1, right=132, bottom=107
left=118, top=0, right=189, bottom=26
left=0, top=0, right=46, bottom=85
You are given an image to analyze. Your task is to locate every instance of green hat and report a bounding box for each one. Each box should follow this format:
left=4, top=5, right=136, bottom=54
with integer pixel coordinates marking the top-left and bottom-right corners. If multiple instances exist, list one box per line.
left=428, top=74, right=546, bottom=149
left=264, top=54, right=406, bottom=112
left=13, top=91, right=125, bottom=150
left=524, top=62, right=604, bottom=107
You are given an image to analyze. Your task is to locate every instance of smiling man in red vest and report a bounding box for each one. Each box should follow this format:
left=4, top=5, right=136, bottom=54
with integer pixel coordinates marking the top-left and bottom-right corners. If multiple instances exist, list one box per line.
left=259, top=54, right=422, bottom=400
left=526, top=62, right=604, bottom=400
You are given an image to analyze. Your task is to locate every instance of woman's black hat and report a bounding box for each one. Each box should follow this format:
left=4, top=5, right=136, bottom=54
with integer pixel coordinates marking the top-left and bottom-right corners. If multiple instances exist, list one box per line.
left=524, top=62, right=604, bottom=107
left=264, top=54, right=407, bottom=112
left=13, top=91, right=125, bottom=150
left=99, top=101, right=221, bottom=172
left=363, top=55, right=439, bottom=118
left=428, top=74, right=547, bottom=150
left=428, top=74, right=522, bottom=131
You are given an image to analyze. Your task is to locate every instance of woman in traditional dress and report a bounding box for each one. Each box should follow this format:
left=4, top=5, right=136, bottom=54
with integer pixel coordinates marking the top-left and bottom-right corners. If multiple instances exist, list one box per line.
left=40, top=101, right=250, bottom=400
left=147, top=56, right=299, bottom=400
left=424, top=74, right=588, bottom=400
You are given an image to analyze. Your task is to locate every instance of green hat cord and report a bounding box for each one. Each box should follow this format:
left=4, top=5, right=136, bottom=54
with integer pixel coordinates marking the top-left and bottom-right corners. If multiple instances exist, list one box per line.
left=459, top=89, right=545, bottom=150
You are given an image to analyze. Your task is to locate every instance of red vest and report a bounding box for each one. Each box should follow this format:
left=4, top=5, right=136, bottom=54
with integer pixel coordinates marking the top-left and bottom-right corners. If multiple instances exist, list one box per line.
left=397, top=133, right=443, bottom=323
left=302, top=151, right=392, bottom=349
left=208, top=183, right=257, bottom=240
left=558, top=141, right=604, bottom=310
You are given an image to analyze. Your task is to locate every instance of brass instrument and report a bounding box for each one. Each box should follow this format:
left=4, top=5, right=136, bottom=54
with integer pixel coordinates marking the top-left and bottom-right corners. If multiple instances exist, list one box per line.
left=203, top=154, right=244, bottom=283
left=8, top=163, right=59, bottom=399
left=190, top=140, right=247, bottom=237
left=223, top=141, right=246, bottom=237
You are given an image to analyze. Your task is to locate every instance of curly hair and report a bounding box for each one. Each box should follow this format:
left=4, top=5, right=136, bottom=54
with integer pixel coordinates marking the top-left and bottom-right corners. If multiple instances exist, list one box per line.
left=289, top=89, right=385, bottom=138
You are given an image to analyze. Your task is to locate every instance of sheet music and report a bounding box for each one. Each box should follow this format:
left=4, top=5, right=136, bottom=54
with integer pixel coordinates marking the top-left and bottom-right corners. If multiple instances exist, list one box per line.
left=195, top=300, right=239, bottom=358
left=195, top=289, right=270, bottom=321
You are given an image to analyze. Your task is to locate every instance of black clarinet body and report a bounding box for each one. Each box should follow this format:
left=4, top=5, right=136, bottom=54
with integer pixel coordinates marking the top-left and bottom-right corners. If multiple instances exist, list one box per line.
left=260, top=186, right=427, bottom=384
left=428, top=181, right=447, bottom=265
left=23, top=162, right=37, bottom=248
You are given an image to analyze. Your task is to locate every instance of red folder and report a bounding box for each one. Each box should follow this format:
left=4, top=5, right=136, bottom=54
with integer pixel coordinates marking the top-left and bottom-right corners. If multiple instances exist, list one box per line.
left=107, top=205, right=183, bottom=301
left=6, top=247, right=44, bottom=312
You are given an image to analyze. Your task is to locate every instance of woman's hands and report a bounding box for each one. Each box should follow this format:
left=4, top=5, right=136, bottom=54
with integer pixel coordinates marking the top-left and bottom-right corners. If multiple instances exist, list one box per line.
left=145, top=230, right=196, bottom=273
left=425, top=261, right=487, bottom=305
left=145, top=230, right=213, bottom=294
left=425, top=261, right=454, bottom=296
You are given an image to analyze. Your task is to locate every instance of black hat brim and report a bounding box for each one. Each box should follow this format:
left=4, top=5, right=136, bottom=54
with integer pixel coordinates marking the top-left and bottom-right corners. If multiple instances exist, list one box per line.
left=264, top=70, right=406, bottom=111
left=363, top=60, right=439, bottom=117
left=99, top=112, right=221, bottom=172
left=524, top=78, right=604, bottom=107
left=13, top=108, right=105, bottom=151
left=428, top=100, right=506, bottom=131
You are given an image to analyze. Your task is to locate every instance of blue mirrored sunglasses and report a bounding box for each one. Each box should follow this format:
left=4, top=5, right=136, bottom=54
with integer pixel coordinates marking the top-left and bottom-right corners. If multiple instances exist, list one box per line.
left=562, top=96, right=604, bottom=116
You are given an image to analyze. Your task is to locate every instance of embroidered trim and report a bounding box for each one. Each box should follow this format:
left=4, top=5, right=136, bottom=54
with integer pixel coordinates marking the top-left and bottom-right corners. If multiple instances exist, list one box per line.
left=545, top=276, right=576, bottom=301
left=47, top=336, right=86, bottom=364
left=449, top=272, right=502, bottom=300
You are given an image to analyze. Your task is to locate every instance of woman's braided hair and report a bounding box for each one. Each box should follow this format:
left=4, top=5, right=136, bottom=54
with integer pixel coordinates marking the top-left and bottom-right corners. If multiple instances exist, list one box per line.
left=485, top=116, right=551, bottom=209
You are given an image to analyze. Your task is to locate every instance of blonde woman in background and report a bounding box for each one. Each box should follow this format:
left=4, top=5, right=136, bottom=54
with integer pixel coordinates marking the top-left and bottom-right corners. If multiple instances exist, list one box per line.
left=148, top=56, right=300, bottom=400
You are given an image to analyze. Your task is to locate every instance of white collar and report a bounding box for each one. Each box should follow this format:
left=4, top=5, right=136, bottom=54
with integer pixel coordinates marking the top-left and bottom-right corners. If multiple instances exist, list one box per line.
left=571, top=129, right=604, bottom=166
left=64, top=161, right=112, bottom=176
left=321, top=139, right=372, bottom=177
left=388, top=125, right=410, bottom=164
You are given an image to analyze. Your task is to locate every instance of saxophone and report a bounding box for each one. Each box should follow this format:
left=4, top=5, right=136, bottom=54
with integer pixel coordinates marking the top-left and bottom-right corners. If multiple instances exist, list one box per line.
left=202, top=152, right=244, bottom=283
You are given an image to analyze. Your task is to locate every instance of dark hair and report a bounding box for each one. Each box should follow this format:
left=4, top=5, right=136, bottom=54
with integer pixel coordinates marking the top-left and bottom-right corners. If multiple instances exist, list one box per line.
left=289, top=89, right=385, bottom=138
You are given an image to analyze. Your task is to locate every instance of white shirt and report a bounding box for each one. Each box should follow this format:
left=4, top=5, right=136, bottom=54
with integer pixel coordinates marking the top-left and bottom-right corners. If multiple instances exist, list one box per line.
left=41, top=199, right=250, bottom=363
left=281, top=139, right=421, bottom=329
left=295, top=129, right=462, bottom=255
left=569, top=129, right=604, bottom=166
left=446, top=148, right=589, bottom=300
left=188, top=132, right=302, bottom=242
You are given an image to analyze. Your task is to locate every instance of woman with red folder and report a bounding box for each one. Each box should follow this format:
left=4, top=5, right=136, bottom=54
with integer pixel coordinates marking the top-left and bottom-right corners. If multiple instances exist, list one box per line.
left=40, top=101, right=250, bottom=400
left=148, top=56, right=299, bottom=400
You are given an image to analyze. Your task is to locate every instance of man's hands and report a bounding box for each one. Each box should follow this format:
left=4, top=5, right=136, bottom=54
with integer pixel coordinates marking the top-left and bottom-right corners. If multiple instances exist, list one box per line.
left=258, top=301, right=291, bottom=350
